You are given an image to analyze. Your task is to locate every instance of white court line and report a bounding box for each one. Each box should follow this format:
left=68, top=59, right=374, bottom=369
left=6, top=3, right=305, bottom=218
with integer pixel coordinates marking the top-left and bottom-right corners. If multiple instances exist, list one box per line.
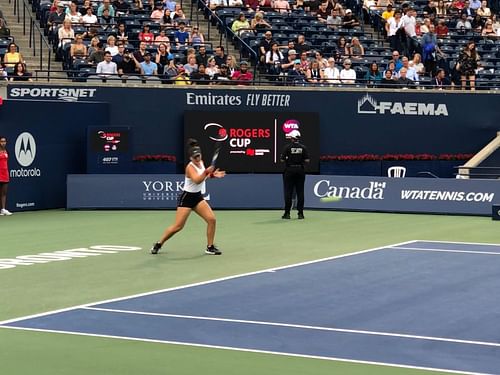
left=83, top=306, right=500, bottom=348
left=391, top=247, right=500, bottom=256
left=0, top=240, right=418, bottom=326
left=414, top=240, right=500, bottom=247
left=1, top=325, right=492, bottom=375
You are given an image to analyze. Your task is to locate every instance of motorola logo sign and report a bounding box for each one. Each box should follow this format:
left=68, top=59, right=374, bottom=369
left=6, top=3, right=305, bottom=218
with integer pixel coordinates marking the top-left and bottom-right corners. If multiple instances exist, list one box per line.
left=10, top=132, right=41, bottom=178
left=15, top=132, right=36, bottom=167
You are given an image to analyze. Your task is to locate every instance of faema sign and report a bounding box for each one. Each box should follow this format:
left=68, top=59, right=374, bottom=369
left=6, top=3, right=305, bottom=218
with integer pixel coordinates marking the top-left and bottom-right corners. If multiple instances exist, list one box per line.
left=357, top=93, right=449, bottom=116
left=8, top=87, right=97, bottom=102
left=306, top=175, right=500, bottom=215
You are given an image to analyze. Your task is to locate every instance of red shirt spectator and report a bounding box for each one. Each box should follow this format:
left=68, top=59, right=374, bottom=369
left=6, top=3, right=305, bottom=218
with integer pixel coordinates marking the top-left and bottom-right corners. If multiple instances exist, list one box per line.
left=232, top=61, right=253, bottom=85
left=139, top=25, right=154, bottom=42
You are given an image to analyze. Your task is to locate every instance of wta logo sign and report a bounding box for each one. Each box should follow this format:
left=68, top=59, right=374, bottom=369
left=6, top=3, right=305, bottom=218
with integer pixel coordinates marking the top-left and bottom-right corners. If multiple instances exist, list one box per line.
left=10, top=132, right=41, bottom=178
left=282, top=119, right=300, bottom=138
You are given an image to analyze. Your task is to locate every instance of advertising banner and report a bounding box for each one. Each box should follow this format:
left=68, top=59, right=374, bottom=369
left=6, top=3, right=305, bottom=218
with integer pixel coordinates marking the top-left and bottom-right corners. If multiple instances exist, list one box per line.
left=67, top=174, right=283, bottom=209
left=68, top=174, right=499, bottom=215
left=86, top=126, right=133, bottom=173
left=184, top=111, right=320, bottom=173
left=0, top=99, right=109, bottom=211
left=306, top=176, right=500, bottom=215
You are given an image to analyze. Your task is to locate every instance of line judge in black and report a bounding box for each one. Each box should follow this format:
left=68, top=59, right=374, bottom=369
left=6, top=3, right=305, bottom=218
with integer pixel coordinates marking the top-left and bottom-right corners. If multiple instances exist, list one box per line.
left=280, top=130, right=310, bottom=220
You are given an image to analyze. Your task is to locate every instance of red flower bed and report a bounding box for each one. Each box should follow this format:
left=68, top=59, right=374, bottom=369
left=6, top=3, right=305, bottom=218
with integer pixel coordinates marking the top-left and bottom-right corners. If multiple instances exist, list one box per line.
left=133, top=154, right=177, bottom=162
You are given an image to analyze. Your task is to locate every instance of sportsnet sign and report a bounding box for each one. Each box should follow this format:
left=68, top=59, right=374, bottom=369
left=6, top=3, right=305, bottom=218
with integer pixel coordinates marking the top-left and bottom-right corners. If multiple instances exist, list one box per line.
left=8, top=86, right=97, bottom=101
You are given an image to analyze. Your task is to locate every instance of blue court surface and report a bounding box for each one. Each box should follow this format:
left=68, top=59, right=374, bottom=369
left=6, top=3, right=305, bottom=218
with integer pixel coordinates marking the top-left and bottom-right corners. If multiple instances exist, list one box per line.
left=3, top=240, right=500, bottom=374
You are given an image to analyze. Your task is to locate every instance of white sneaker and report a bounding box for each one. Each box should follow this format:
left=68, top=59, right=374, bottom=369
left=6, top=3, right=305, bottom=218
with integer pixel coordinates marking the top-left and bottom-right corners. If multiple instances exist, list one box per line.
left=1, top=209, right=12, bottom=216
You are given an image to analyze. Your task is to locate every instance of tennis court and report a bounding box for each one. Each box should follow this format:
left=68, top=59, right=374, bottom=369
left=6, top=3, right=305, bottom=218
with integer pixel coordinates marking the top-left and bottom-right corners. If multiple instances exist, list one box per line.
left=1, top=210, right=499, bottom=375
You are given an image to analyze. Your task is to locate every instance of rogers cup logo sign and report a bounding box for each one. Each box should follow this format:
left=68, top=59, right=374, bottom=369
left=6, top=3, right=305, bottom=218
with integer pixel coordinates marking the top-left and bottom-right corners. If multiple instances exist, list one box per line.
left=10, top=132, right=41, bottom=178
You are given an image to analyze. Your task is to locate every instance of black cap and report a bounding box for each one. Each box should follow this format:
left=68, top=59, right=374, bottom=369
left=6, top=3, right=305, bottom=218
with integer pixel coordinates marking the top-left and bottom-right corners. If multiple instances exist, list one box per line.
left=189, top=146, right=202, bottom=158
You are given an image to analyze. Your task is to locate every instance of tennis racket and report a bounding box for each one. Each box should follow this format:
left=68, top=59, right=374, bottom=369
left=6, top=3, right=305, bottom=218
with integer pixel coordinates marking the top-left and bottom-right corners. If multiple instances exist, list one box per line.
left=210, top=142, right=223, bottom=167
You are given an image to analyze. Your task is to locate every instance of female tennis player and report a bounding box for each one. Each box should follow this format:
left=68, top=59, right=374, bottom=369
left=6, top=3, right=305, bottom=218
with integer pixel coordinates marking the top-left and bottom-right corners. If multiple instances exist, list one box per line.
left=0, top=136, right=12, bottom=216
left=151, top=139, right=225, bottom=255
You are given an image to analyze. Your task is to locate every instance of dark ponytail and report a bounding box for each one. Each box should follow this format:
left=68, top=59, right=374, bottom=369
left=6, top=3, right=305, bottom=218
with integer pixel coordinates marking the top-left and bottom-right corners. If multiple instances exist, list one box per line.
left=187, top=138, right=199, bottom=148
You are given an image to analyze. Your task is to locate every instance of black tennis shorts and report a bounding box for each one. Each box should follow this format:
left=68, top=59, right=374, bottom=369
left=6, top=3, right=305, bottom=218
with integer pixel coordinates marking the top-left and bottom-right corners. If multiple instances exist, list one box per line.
left=177, top=191, right=204, bottom=208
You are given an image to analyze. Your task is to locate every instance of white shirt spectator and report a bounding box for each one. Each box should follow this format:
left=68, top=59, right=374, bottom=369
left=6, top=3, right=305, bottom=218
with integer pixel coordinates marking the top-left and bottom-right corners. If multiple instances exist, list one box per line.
left=402, top=13, right=416, bottom=37
left=82, top=13, right=98, bottom=24
left=105, top=45, right=119, bottom=56
left=228, top=0, right=243, bottom=5
left=324, top=65, right=340, bottom=83
left=340, top=68, right=356, bottom=84
left=96, top=60, right=118, bottom=75
left=387, top=16, right=403, bottom=37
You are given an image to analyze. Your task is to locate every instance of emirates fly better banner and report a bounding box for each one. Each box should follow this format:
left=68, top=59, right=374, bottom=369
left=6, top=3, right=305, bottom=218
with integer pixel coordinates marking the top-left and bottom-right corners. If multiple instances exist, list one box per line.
left=184, top=111, right=320, bottom=173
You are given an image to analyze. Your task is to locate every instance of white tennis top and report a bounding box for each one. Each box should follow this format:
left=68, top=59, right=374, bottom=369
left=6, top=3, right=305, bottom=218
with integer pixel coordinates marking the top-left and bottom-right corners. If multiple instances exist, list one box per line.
left=184, top=161, right=206, bottom=193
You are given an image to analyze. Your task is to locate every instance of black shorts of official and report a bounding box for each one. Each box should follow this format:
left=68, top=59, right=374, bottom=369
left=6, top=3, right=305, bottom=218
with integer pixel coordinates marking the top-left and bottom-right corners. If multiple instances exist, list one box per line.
left=177, top=191, right=204, bottom=208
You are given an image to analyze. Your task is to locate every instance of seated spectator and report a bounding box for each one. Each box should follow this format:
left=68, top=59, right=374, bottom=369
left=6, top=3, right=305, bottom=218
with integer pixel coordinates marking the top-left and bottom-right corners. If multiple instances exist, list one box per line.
left=172, top=4, right=187, bottom=23
left=79, top=0, right=91, bottom=14
left=259, top=0, right=273, bottom=10
left=420, top=17, right=431, bottom=34
left=383, top=61, right=398, bottom=79
left=245, top=0, right=260, bottom=11
left=471, top=13, right=484, bottom=31
left=81, top=7, right=97, bottom=25
left=455, top=12, right=472, bottom=30
left=99, top=8, right=115, bottom=31
left=481, top=19, right=496, bottom=37
left=99, top=36, right=114, bottom=58
left=189, top=26, right=205, bottom=47
left=476, top=0, right=491, bottom=16
left=70, top=34, right=87, bottom=60
left=339, top=58, right=356, bottom=84
left=280, top=48, right=297, bottom=72
left=450, top=0, right=466, bottom=12
left=399, top=56, right=419, bottom=82
left=96, top=51, right=118, bottom=76
left=323, top=57, right=340, bottom=84
left=213, top=64, right=231, bottom=84
left=436, top=0, right=449, bottom=16
left=174, top=66, right=191, bottom=84
left=112, top=44, right=126, bottom=63
left=47, top=4, right=66, bottom=42
left=365, top=62, right=382, bottom=86
left=57, top=20, right=74, bottom=50
left=196, top=45, right=210, bottom=66
left=0, top=65, right=8, bottom=81
left=228, top=0, right=243, bottom=6
left=162, top=9, right=174, bottom=26
left=273, top=0, right=290, bottom=13
left=49, top=0, right=61, bottom=13
left=336, top=36, right=349, bottom=60
left=435, top=18, right=449, bottom=36
left=65, top=2, right=82, bottom=23
left=378, top=69, right=398, bottom=87
left=327, top=9, right=343, bottom=29
left=183, top=55, right=198, bottom=75
left=10, top=62, right=33, bottom=82
left=114, top=0, right=131, bottom=16
left=151, top=2, right=164, bottom=21
left=139, top=24, right=155, bottom=43
left=390, top=50, right=403, bottom=72
left=214, top=46, right=227, bottom=67
left=265, top=42, right=285, bottom=77
left=232, top=13, right=251, bottom=36
left=208, top=0, right=225, bottom=10
left=410, top=53, right=425, bottom=75
left=347, top=37, right=364, bottom=59
left=155, top=28, right=170, bottom=45
left=469, top=0, right=481, bottom=11
left=139, top=52, right=158, bottom=75
left=251, top=12, right=272, bottom=31
left=397, top=67, right=416, bottom=88
left=342, top=9, right=360, bottom=29
left=287, top=60, right=306, bottom=85
left=3, top=43, right=24, bottom=68
left=313, top=51, right=327, bottom=69
left=98, top=0, right=115, bottom=17
left=87, top=36, right=100, bottom=55
left=190, top=63, right=211, bottom=84
left=433, top=68, right=452, bottom=88
left=155, top=42, right=173, bottom=74
left=164, top=0, right=176, bottom=12
left=306, top=59, right=324, bottom=84
left=174, top=21, right=189, bottom=47
left=117, top=49, right=138, bottom=75
left=205, top=57, right=219, bottom=78
left=87, top=42, right=105, bottom=65
left=232, top=60, right=253, bottom=85
left=423, top=0, right=438, bottom=16
left=226, top=55, right=237, bottom=75
left=316, top=2, right=329, bottom=22
left=295, top=34, right=310, bottom=55
left=492, top=14, right=500, bottom=34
